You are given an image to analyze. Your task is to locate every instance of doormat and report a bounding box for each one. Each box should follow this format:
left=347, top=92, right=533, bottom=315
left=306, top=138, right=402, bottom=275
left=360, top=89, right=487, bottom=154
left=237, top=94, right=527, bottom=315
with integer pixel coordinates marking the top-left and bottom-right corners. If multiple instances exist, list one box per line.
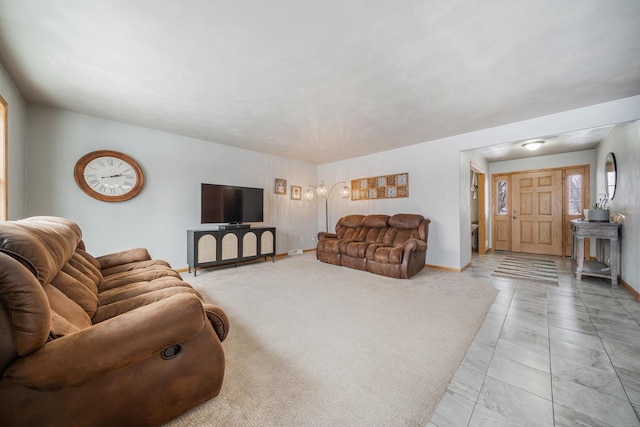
left=492, top=256, right=558, bottom=284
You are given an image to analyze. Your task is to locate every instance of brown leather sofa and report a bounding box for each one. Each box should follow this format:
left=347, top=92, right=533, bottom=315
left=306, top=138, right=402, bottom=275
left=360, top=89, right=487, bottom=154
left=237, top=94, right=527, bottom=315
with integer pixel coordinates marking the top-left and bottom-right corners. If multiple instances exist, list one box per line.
left=316, top=213, right=430, bottom=279
left=0, top=216, right=228, bottom=426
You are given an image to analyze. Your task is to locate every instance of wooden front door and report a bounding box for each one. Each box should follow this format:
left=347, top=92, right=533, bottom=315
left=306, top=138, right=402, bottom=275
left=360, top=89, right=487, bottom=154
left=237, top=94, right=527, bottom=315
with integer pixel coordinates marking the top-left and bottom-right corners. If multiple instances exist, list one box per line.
left=511, top=170, right=563, bottom=256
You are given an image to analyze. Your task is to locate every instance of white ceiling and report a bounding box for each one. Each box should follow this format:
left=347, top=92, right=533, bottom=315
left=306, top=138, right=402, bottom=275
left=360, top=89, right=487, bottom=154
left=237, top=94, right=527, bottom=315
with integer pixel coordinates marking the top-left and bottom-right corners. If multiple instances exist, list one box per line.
left=1, top=1, right=639, bottom=164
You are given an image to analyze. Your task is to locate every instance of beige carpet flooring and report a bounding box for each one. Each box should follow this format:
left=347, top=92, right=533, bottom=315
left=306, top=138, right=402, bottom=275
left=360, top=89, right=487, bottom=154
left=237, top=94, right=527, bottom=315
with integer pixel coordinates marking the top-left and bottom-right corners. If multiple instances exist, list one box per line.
left=168, top=253, right=497, bottom=426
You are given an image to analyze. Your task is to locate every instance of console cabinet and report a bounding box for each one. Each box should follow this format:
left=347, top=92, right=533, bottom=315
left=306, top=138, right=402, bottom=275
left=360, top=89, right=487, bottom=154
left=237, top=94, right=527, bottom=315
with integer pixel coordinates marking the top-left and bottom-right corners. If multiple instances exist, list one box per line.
left=187, top=227, right=276, bottom=275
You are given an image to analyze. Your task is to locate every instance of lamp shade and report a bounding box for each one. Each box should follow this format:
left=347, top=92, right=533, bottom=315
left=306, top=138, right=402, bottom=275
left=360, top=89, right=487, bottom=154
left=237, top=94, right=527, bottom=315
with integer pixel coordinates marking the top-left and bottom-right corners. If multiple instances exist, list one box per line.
left=316, top=181, right=328, bottom=197
left=339, top=186, right=351, bottom=199
left=303, top=188, right=314, bottom=200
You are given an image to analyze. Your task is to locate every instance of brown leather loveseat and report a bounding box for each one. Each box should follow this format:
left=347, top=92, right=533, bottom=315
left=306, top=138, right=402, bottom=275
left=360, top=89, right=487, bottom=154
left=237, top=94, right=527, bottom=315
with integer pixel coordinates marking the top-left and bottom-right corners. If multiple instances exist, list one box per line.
left=316, top=213, right=430, bottom=279
left=0, top=216, right=228, bottom=426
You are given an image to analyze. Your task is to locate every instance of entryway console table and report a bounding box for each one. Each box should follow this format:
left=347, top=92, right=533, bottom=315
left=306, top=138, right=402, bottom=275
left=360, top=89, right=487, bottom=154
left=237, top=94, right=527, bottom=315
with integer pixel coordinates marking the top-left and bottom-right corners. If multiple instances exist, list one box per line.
left=570, top=219, right=621, bottom=286
left=187, top=227, right=276, bottom=276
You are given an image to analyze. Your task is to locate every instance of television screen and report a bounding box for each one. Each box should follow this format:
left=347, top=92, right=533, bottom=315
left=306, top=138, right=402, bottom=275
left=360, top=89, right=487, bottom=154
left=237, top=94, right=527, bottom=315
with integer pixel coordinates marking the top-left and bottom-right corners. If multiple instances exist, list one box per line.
left=201, top=183, right=264, bottom=224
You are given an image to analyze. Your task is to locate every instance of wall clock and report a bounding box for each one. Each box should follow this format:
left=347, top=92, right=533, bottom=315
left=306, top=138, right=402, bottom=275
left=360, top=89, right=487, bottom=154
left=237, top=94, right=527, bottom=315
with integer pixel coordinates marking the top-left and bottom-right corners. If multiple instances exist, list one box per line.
left=73, top=150, right=144, bottom=202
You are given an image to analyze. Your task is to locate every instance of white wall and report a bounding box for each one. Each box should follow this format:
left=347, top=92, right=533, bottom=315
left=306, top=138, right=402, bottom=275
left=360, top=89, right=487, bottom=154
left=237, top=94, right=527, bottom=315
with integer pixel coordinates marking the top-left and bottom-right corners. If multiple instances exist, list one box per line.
left=25, top=105, right=318, bottom=268
left=595, top=121, right=640, bottom=292
left=0, top=62, right=27, bottom=219
left=319, top=96, right=640, bottom=270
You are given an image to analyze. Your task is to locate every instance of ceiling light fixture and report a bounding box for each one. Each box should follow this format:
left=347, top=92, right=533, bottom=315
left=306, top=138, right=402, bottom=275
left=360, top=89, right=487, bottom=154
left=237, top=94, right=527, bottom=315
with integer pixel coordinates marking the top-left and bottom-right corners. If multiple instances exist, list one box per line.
left=522, top=140, right=545, bottom=151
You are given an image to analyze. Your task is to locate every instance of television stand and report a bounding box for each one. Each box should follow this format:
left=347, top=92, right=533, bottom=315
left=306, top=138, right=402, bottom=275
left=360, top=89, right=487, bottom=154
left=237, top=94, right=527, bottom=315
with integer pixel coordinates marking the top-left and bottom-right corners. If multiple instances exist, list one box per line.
left=187, top=227, right=276, bottom=276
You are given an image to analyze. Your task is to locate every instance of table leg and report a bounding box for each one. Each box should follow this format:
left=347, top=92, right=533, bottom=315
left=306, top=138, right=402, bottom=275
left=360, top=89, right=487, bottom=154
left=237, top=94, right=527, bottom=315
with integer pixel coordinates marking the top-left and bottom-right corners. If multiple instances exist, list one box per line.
left=611, top=237, right=619, bottom=286
left=576, top=236, right=584, bottom=281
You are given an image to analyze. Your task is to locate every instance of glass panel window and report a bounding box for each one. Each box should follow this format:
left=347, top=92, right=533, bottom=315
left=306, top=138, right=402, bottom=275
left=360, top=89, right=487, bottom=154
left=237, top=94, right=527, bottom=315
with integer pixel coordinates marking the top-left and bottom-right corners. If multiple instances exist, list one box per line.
left=568, top=174, right=582, bottom=215
left=497, top=180, right=507, bottom=215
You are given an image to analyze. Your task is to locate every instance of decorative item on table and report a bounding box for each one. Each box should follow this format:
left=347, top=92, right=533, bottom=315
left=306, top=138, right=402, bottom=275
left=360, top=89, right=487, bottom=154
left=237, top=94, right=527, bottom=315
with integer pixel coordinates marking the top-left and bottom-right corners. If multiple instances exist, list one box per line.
left=291, top=185, right=301, bottom=200
left=583, top=195, right=610, bottom=222
left=611, top=212, right=626, bottom=224
left=275, top=178, right=286, bottom=195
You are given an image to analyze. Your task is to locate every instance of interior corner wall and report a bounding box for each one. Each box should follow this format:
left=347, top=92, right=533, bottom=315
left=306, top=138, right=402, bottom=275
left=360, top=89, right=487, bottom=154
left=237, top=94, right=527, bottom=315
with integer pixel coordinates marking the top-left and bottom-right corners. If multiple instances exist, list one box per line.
left=25, top=105, right=318, bottom=268
left=595, top=121, right=640, bottom=292
left=0, top=61, right=26, bottom=219
left=459, top=151, right=489, bottom=269
left=318, top=95, right=640, bottom=271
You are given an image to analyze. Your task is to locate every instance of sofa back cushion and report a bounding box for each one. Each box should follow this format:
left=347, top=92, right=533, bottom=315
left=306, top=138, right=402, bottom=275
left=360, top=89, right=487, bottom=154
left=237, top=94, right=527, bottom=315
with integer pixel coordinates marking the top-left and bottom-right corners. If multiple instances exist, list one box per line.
left=382, top=214, right=428, bottom=246
left=0, top=253, right=51, bottom=364
left=43, top=284, right=92, bottom=332
left=0, top=217, right=104, bottom=319
left=388, top=214, right=424, bottom=229
left=362, top=215, right=389, bottom=228
left=335, top=215, right=364, bottom=239
left=0, top=217, right=82, bottom=286
left=51, top=270, right=99, bottom=318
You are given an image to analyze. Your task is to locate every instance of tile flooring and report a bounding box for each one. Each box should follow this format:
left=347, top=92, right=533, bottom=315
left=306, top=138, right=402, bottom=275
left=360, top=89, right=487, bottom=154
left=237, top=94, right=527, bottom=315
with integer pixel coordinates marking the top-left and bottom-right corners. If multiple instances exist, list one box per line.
left=429, top=252, right=640, bottom=427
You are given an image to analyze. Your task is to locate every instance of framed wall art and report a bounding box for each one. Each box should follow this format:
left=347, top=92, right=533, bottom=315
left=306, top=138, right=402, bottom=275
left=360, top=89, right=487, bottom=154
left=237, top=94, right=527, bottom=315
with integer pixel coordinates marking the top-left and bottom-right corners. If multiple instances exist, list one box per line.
left=275, top=178, right=287, bottom=195
left=351, top=172, right=409, bottom=201
left=291, top=185, right=301, bottom=200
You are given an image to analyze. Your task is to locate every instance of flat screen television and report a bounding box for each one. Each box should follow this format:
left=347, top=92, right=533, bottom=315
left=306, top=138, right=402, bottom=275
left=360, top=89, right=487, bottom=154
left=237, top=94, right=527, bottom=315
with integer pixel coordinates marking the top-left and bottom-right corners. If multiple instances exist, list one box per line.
left=201, top=183, right=264, bottom=224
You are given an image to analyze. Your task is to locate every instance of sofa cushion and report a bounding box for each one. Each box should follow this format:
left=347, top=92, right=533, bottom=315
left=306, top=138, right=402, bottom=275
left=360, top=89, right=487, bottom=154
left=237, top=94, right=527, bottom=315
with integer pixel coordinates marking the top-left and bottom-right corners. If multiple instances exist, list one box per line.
left=391, top=228, right=420, bottom=246
left=50, top=310, right=82, bottom=339
left=101, top=259, right=172, bottom=277
left=336, top=215, right=364, bottom=239
left=6, top=217, right=82, bottom=286
left=372, top=246, right=404, bottom=264
left=50, top=271, right=99, bottom=318
left=67, top=251, right=102, bottom=291
left=0, top=253, right=51, bottom=356
left=98, top=277, right=192, bottom=306
left=388, top=214, right=424, bottom=229
left=317, top=238, right=341, bottom=254
left=341, top=215, right=365, bottom=228
left=100, top=267, right=181, bottom=291
left=92, top=287, right=202, bottom=324
left=343, top=241, right=371, bottom=258
left=362, top=214, right=390, bottom=228
left=43, top=285, right=91, bottom=331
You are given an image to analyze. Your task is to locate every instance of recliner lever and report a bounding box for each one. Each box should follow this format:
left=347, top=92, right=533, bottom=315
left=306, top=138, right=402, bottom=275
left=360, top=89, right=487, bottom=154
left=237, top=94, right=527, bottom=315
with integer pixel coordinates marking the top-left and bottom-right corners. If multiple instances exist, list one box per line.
left=161, top=344, right=183, bottom=360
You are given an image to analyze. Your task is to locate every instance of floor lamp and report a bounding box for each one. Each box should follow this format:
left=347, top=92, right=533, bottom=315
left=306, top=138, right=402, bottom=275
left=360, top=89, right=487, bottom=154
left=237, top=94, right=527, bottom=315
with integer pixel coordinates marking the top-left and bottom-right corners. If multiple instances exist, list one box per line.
left=304, top=181, right=351, bottom=232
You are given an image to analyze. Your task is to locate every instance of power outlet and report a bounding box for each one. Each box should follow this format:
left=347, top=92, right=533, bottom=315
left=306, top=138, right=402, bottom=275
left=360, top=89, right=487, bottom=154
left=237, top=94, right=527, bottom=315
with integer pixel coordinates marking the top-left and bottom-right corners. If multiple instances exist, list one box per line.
left=312, top=236, right=317, bottom=242
left=300, top=236, right=304, bottom=242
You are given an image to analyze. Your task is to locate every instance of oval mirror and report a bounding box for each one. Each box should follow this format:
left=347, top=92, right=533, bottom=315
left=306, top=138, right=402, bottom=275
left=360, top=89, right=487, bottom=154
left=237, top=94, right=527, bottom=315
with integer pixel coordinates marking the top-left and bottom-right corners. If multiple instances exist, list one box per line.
left=605, top=152, right=617, bottom=200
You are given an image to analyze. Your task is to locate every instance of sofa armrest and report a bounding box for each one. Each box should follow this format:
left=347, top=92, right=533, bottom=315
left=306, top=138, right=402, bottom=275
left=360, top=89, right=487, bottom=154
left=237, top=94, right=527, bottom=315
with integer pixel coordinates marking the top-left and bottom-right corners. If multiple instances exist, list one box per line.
left=96, top=248, right=152, bottom=270
left=4, top=293, right=207, bottom=391
left=203, top=303, right=230, bottom=342
left=402, top=238, right=427, bottom=260
left=318, top=232, right=337, bottom=240
left=403, top=238, right=427, bottom=252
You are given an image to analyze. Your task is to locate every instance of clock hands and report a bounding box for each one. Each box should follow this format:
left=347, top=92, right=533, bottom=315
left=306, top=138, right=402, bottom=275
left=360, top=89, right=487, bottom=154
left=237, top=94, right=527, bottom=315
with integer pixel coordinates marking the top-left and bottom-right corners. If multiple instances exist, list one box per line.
left=101, top=173, right=125, bottom=179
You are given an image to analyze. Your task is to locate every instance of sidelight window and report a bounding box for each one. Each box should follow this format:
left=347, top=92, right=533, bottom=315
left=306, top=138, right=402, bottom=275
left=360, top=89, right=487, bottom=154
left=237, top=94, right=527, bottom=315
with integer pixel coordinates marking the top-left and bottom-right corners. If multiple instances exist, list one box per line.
left=568, top=174, right=582, bottom=215
left=497, top=180, right=507, bottom=215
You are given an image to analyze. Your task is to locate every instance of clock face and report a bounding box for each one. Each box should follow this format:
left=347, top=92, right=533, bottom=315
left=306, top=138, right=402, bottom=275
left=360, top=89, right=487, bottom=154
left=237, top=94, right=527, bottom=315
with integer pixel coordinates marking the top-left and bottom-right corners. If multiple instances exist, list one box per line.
left=74, top=150, right=144, bottom=202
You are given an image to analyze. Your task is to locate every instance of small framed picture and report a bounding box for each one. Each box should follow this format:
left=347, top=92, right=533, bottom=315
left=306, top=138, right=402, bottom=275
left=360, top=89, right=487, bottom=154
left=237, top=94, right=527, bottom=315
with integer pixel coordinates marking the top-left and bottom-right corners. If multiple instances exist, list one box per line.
left=275, top=178, right=287, bottom=195
left=291, top=185, right=301, bottom=200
